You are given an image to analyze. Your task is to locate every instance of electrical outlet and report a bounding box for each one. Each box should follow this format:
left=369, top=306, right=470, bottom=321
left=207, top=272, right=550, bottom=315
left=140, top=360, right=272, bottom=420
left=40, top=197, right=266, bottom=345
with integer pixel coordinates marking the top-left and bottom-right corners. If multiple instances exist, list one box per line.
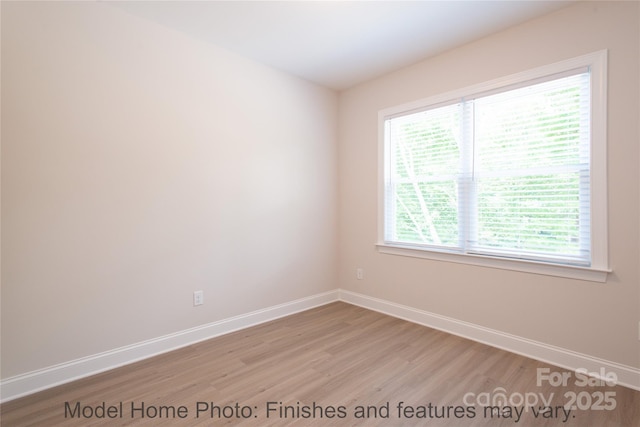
left=356, top=268, right=364, bottom=280
left=193, top=290, right=204, bottom=306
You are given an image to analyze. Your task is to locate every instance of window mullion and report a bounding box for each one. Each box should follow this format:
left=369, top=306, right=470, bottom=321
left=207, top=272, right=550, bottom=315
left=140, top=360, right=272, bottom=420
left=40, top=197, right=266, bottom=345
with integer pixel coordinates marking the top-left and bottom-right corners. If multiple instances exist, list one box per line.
left=458, top=99, right=476, bottom=252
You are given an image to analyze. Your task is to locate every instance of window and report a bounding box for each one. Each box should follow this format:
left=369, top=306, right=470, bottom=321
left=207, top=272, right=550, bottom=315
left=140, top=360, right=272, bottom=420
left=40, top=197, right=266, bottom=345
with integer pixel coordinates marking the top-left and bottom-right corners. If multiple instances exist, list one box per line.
left=378, top=51, right=609, bottom=282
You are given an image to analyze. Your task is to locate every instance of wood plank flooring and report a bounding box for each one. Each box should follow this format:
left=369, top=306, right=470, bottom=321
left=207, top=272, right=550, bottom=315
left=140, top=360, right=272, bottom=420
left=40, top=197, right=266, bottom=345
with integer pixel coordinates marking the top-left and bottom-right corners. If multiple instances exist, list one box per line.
left=2, top=302, right=639, bottom=426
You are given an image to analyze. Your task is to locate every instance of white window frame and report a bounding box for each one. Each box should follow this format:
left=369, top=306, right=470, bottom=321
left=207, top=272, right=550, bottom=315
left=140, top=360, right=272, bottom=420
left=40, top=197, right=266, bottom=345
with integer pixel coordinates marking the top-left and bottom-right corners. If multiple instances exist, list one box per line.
left=377, top=50, right=610, bottom=282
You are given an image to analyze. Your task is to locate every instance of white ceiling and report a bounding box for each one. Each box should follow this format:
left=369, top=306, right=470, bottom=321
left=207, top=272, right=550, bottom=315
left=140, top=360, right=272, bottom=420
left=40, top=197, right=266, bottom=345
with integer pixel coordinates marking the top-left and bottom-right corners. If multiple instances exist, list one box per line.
left=112, top=1, right=573, bottom=90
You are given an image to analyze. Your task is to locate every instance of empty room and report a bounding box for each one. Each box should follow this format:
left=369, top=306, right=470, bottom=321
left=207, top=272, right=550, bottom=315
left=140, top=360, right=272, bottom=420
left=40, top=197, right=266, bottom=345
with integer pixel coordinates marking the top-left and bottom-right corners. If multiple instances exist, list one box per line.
left=1, top=0, right=639, bottom=426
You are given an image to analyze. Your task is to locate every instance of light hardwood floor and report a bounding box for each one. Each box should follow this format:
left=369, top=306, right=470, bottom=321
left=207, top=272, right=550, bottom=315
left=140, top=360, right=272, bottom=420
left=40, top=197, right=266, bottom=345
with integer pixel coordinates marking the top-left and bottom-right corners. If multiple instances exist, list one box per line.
left=2, top=302, right=639, bottom=426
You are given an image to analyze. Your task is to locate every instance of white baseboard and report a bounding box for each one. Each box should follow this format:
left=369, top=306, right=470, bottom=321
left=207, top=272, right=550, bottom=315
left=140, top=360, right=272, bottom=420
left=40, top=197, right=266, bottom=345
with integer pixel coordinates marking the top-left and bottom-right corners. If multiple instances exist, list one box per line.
left=339, top=289, right=640, bottom=391
left=0, top=290, right=339, bottom=403
left=3, top=288, right=638, bottom=402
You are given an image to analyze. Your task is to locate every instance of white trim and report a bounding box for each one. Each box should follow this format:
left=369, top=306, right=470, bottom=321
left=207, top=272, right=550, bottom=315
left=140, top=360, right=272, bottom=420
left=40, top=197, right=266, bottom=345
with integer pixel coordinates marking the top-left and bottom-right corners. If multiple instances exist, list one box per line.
left=588, top=49, right=608, bottom=270
left=378, top=50, right=608, bottom=120
left=3, top=287, right=638, bottom=402
left=377, top=243, right=610, bottom=282
left=339, top=290, right=640, bottom=391
left=378, top=50, right=609, bottom=278
left=0, top=290, right=339, bottom=403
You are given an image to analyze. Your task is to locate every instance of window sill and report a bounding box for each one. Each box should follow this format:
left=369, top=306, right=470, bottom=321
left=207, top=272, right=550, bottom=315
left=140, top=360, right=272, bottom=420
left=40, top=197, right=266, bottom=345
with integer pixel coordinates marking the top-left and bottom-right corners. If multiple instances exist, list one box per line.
left=376, top=243, right=610, bottom=283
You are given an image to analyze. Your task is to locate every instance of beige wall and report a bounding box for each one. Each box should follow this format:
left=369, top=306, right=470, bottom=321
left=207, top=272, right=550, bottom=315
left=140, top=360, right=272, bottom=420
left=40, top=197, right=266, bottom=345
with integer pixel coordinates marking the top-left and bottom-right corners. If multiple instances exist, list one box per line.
left=1, top=2, right=337, bottom=378
left=338, top=1, right=640, bottom=368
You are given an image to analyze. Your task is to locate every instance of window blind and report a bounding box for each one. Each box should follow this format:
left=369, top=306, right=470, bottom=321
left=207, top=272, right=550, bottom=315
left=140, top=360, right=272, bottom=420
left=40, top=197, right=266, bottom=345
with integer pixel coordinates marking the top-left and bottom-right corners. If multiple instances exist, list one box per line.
left=384, top=69, right=592, bottom=266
